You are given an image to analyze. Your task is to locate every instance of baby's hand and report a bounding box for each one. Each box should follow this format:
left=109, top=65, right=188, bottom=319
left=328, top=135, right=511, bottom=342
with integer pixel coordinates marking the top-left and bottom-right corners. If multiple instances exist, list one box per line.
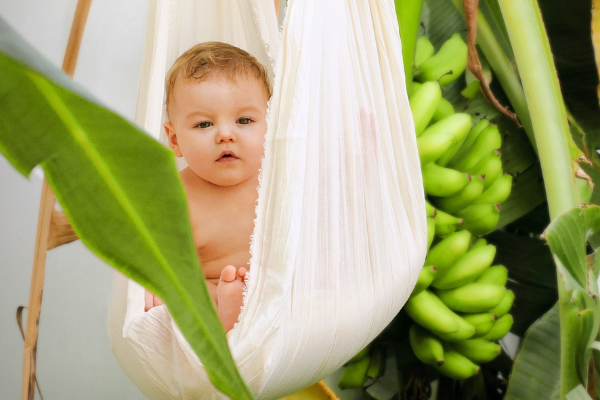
left=144, top=289, right=164, bottom=311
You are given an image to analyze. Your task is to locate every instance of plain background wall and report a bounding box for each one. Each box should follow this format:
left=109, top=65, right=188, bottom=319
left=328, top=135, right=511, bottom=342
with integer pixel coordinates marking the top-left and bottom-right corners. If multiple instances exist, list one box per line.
left=0, top=1, right=150, bottom=398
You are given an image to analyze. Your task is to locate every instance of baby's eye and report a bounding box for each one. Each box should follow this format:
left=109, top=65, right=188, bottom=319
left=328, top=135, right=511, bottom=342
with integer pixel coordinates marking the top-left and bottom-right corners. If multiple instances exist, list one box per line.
left=196, top=121, right=213, bottom=129
left=237, top=118, right=252, bottom=125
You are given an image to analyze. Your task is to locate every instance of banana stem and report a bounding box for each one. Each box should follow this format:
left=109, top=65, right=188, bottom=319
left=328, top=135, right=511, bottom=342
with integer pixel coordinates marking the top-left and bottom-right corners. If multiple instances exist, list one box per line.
left=497, top=0, right=577, bottom=220
left=450, top=0, right=536, bottom=153
left=497, top=0, right=579, bottom=398
left=395, top=0, right=424, bottom=95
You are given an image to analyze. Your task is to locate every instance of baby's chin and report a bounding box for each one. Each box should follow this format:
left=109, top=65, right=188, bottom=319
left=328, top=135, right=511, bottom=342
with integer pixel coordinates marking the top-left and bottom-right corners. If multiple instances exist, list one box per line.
left=206, top=173, right=260, bottom=188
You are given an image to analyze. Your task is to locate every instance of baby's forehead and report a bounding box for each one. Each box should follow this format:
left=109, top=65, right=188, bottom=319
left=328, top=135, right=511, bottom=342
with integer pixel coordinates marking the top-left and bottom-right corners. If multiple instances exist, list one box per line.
left=180, top=71, right=263, bottom=89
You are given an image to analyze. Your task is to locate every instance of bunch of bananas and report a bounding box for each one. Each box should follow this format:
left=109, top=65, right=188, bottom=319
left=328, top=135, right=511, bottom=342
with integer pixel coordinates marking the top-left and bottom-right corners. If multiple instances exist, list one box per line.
left=406, top=33, right=515, bottom=380
left=411, top=34, right=512, bottom=237
left=407, top=231, right=515, bottom=379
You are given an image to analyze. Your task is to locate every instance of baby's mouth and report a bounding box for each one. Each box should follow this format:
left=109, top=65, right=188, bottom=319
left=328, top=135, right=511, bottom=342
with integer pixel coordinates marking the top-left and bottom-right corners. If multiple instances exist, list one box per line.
left=216, top=151, right=238, bottom=162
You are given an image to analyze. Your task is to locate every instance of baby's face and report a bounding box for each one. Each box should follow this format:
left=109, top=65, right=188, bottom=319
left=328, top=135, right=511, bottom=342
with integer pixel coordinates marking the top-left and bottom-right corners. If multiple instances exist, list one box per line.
left=165, top=75, right=268, bottom=187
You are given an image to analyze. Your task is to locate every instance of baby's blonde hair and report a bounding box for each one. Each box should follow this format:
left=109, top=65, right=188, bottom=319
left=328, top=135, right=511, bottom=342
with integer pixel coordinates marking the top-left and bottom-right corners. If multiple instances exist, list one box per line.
left=165, top=42, right=271, bottom=118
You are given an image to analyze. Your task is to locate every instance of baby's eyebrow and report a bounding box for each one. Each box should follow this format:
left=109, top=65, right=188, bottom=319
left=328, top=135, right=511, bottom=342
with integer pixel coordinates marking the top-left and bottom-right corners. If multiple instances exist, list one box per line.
left=185, top=111, right=211, bottom=119
left=237, top=106, right=262, bottom=114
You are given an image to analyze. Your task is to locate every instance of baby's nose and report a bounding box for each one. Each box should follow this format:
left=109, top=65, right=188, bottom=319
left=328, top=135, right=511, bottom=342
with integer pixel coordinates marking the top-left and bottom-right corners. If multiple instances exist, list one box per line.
left=215, top=125, right=236, bottom=142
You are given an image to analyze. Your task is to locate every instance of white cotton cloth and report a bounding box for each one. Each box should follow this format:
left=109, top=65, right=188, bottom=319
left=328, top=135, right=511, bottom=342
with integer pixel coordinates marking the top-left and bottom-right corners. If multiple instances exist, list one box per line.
left=107, top=0, right=427, bottom=398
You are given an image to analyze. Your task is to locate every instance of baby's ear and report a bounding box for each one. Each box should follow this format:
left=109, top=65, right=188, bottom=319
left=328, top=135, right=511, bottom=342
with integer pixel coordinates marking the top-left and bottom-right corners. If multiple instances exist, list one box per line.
left=164, top=122, right=183, bottom=157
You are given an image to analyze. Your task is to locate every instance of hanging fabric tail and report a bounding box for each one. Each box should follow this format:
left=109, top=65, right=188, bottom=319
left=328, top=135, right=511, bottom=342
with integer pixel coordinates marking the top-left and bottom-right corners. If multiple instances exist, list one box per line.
left=108, top=0, right=427, bottom=399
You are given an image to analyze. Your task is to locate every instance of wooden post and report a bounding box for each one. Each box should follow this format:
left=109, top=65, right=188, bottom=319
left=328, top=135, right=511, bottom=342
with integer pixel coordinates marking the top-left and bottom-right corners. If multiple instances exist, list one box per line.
left=20, top=1, right=91, bottom=399
left=21, top=180, right=55, bottom=400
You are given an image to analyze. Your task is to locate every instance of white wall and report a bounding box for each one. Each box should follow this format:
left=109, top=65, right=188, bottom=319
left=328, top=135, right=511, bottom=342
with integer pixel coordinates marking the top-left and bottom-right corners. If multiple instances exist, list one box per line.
left=0, top=1, right=150, bottom=398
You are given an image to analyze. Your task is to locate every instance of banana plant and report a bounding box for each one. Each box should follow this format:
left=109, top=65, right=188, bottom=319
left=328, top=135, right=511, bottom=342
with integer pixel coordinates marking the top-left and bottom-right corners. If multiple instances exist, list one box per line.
left=372, top=0, right=600, bottom=399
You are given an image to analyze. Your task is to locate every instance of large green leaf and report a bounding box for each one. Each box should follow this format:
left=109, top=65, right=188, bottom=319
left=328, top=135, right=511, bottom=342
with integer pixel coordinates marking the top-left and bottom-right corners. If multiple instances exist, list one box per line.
left=0, top=18, right=251, bottom=400
left=504, top=304, right=562, bottom=400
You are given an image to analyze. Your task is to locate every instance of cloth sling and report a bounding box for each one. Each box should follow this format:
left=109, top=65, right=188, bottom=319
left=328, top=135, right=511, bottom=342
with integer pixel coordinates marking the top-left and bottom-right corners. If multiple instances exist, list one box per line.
left=107, top=0, right=427, bottom=398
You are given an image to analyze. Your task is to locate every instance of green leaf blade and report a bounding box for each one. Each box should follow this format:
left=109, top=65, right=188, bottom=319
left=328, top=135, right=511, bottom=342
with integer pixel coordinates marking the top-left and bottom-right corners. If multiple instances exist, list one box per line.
left=0, top=23, right=252, bottom=400
left=505, top=304, right=562, bottom=400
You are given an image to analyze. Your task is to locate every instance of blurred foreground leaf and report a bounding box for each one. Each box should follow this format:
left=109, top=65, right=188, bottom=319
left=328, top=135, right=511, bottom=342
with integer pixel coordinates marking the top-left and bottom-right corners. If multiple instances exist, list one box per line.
left=0, top=17, right=251, bottom=400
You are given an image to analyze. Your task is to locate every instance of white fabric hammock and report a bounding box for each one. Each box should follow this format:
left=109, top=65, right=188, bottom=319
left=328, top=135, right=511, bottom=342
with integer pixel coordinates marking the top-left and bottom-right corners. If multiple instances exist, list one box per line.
left=107, top=0, right=427, bottom=398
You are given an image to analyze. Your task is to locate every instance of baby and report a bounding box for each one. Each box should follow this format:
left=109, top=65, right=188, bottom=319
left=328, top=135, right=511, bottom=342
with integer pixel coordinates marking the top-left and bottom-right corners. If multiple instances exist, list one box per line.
left=144, top=42, right=271, bottom=332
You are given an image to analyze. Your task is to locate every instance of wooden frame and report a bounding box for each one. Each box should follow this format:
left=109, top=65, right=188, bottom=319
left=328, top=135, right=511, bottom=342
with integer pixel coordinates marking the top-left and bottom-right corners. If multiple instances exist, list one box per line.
left=20, top=1, right=90, bottom=399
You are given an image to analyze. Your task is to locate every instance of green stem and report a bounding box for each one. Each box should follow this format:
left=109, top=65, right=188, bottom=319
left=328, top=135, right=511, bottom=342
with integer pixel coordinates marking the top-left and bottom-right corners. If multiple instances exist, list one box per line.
left=395, top=0, right=424, bottom=95
left=497, top=0, right=577, bottom=219
left=498, top=1, right=579, bottom=398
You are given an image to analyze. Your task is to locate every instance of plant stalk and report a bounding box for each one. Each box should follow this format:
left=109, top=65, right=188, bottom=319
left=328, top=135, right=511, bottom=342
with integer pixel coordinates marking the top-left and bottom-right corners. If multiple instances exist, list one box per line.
left=395, top=0, right=424, bottom=95
left=497, top=0, right=580, bottom=398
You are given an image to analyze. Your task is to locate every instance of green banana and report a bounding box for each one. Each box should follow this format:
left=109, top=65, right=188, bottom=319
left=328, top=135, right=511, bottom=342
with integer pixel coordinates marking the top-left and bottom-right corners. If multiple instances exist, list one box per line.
left=426, top=217, right=436, bottom=251
left=409, top=323, right=445, bottom=366
left=410, top=81, right=442, bottom=136
left=433, top=344, right=480, bottom=380
left=338, top=354, right=371, bottom=389
left=422, top=163, right=471, bottom=197
left=436, top=283, right=507, bottom=313
left=425, top=201, right=436, bottom=217
left=475, top=265, right=508, bottom=286
left=460, top=80, right=481, bottom=100
left=417, top=130, right=457, bottom=165
left=348, top=344, right=371, bottom=363
left=425, top=230, right=472, bottom=275
left=468, top=150, right=503, bottom=189
left=451, top=338, right=502, bottom=364
left=461, top=312, right=497, bottom=338
left=415, top=33, right=468, bottom=86
left=468, top=238, right=488, bottom=250
left=440, top=119, right=489, bottom=167
left=450, top=124, right=503, bottom=172
left=431, top=97, right=455, bottom=123
left=471, top=174, right=513, bottom=205
left=414, top=35, right=436, bottom=68
left=412, top=265, right=437, bottom=296
left=411, top=81, right=423, bottom=95
left=367, top=345, right=386, bottom=379
left=404, top=290, right=460, bottom=334
left=433, top=209, right=464, bottom=237
left=482, top=313, right=514, bottom=341
left=431, top=244, right=497, bottom=289
left=417, top=113, right=472, bottom=163
left=489, top=290, right=515, bottom=318
left=431, top=313, right=476, bottom=342
left=431, top=175, right=485, bottom=214
left=456, top=203, right=501, bottom=236
left=421, top=112, right=472, bottom=141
